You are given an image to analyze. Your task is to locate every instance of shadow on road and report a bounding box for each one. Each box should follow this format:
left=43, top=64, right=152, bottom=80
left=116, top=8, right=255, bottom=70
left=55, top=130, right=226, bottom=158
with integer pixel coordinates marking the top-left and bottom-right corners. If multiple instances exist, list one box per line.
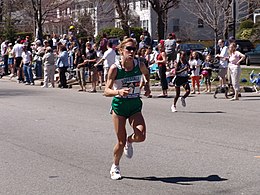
left=181, top=111, right=226, bottom=114
left=122, top=175, right=227, bottom=185
left=0, top=89, right=40, bottom=97
left=241, top=98, right=260, bottom=101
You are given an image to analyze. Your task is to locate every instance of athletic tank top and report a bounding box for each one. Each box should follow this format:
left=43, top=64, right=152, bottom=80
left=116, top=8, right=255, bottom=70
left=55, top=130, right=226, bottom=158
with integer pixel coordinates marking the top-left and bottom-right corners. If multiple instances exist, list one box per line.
left=113, top=59, right=142, bottom=98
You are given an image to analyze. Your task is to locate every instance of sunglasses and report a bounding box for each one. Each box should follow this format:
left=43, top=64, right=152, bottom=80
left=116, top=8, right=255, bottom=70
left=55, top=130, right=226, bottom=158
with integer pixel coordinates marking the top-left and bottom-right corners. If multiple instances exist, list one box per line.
left=125, top=46, right=137, bottom=52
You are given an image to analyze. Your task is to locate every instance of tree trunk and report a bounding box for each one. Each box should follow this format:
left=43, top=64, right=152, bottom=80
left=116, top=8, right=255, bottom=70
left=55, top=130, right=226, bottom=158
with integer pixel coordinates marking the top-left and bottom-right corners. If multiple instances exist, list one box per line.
left=214, top=29, right=218, bottom=56
left=36, top=1, right=43, bottom=41
left=113, top=0, right=130, bottom=37
left=157, top=12, right=165, bottom=41
left=0, top=0, right=3, bottom=23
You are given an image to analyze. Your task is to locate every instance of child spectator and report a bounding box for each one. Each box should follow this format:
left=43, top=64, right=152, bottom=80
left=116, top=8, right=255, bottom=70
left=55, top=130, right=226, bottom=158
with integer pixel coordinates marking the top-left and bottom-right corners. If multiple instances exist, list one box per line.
left=189, top=51, right=202, bottom=94
left=201, top=54, right=213, bottom=93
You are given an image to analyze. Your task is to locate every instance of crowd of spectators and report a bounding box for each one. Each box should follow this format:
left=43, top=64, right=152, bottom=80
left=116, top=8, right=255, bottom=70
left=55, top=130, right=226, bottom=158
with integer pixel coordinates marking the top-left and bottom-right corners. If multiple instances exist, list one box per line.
left=0, top=31, right=245, bottom=104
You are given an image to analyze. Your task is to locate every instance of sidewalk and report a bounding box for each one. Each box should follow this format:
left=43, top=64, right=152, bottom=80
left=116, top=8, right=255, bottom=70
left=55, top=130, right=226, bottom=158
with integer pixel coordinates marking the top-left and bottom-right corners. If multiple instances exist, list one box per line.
left=1, top=71, right=258, bottom=93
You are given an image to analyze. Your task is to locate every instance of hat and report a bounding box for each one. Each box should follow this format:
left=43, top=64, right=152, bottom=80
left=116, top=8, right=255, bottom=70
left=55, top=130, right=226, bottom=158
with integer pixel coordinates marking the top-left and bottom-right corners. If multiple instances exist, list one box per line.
left=36, top=40, right=42, bottom=45
left=69, top=25, right=75, bottom=30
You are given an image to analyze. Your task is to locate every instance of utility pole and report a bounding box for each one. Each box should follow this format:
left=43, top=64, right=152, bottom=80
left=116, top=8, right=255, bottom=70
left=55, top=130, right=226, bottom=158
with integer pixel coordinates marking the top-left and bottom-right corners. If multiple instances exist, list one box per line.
left=232, top=0, right=236, bottom=38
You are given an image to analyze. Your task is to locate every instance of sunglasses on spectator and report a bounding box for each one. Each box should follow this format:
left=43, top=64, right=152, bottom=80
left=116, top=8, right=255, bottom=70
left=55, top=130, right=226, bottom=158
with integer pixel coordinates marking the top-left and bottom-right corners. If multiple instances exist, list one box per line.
left=125, top=46, right=137, bottom=52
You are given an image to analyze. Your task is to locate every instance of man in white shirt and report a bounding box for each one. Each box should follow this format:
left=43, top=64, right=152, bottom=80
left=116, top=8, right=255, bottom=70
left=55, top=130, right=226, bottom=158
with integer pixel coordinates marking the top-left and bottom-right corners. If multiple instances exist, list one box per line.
left=21, top=43, right=34, bottom=85
left=94, top=41, right=116, bottom=83
left=215, top=39, right=228, bottom=87
left=12, top=39, right=24, bottom=82
left=1, top=40, right=9, bottom=75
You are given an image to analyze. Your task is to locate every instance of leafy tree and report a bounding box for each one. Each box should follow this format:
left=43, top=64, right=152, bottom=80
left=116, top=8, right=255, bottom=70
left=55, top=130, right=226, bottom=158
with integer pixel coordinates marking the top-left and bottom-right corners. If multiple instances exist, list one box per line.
left=237, top=19, right=260, bottom=41
left=148, top=0, right=180, bottom=41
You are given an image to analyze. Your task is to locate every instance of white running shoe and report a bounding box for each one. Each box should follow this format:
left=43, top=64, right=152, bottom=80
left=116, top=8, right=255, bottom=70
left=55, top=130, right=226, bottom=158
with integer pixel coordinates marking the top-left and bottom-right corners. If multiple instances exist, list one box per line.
left=181, top=97, right=186, bottom=107
left=110, top=164, right=121, bottom=180
left=124, top=141, right=133, bottom=159
left=171, top=105, right=177, bottom=112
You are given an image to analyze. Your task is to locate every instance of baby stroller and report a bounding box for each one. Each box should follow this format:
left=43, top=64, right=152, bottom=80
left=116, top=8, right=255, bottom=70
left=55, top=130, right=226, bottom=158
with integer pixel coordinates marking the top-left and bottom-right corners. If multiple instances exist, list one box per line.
left=249, top=70, right=260, bottom=93
left=211, top=58, right=232, bottom=99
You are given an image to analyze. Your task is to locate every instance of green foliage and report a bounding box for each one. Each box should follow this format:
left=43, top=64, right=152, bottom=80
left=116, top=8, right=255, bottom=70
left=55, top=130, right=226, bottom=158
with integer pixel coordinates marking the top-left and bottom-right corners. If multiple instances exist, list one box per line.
left=109, top=28, right=125, bottom=38
left=95, top=27, right=124, bottom=43
left=239, top=20, right=254, bottom=30
left=95, top=27, right=144, bottom=43
left=240, top=29, right=253, bottom=40
left=237, top=20, right=252, bottom=40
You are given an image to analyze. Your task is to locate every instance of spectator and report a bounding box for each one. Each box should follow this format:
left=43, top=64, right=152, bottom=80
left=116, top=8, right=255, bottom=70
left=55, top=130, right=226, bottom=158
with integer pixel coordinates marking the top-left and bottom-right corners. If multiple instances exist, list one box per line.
left=84, top=42, right=97, bottom=92
left=7, top=43, right=15, bottom=79
left=56, top=45, right=69, bottom=89
left=100, top=33, right=108, bottom=54
left=94, top=41, right=116, bottom=83
left=164, top=33, right=176, bottom=68
left=201, top=54, right=213, bottom=93
left=215, top=39, right=228, bottom=87
left=42, top=46, right=55, bottom=88
left=189, top=51, right=202, bottom=94
left=143, top=30, right=152, bottom=47
left=12, top=39, right=24, bottom=83
left=139, top=35, right=145, bottom=49
left=34, top=40, right=45, bottom=79
left=74, top=48, right=86, bottom=92
left=156, top=43, right=168, bottom=97
left=228, top=42, right=245, bottom=101
left=52, top=33, right=58, bottom=50
left=1, top=40, right=9, bottom=75
left=21, top=43, right=34, bottom=85
left=93, top=43, right=104, bottom=89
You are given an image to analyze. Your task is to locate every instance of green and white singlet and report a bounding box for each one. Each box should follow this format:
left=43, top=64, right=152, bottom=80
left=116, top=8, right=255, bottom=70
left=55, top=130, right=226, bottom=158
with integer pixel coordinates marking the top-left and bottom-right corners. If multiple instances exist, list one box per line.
left=111, top=59, right=143, bottom=118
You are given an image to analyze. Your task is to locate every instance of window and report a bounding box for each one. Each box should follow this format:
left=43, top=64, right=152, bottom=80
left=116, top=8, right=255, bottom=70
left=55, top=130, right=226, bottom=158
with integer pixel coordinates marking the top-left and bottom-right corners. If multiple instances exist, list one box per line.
left=140, top=0, right=148, bottom=10
left=198, top=18, right=204, bottom=28
left=89, top=3, right=94, bottom=9
left=141, top=20, right=149, bottom=31
left=172, top=18, right=180, bottom=32
left=116, top=21, right=121, bottom=28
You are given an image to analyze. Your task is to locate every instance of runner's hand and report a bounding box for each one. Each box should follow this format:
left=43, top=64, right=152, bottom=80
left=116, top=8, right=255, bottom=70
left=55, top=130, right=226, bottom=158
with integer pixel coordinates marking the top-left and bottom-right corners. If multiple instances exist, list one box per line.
left=118, top=88, right=130, bottom=97
left=144, top=84, right=151, bottom=97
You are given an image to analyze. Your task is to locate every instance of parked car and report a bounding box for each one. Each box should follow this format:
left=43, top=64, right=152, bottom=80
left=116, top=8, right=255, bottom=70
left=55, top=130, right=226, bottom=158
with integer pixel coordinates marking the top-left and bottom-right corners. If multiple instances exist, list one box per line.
left=180, top=43, right=206, bottom=53
left=245, top=45, right=260, bottom=66
left=180, top=43, right=206, bottom=60
left=235, top=40, right=255, bottom=54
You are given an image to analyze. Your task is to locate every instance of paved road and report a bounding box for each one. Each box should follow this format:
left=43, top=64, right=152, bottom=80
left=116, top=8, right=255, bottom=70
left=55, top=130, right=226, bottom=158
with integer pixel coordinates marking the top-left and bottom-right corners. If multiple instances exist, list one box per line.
left=0, top=79, right=260, bottom=195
